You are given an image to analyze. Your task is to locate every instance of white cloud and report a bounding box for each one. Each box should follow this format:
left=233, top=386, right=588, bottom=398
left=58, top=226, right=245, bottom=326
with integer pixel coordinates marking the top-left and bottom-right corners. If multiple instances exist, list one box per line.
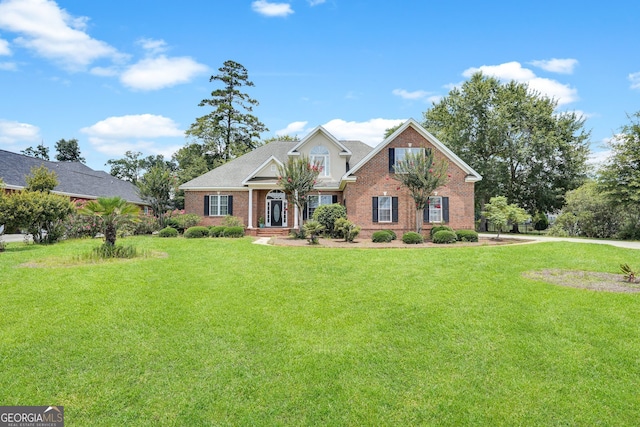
left=137, top=38, right=168, bottom=55
left=276, top=121, right=309, bottom=136
left=81, top=114, right=184, bottom=158
left=308, top=0, right=326, bottom=5
left=120, top=55, right=208, bottom=90
left=0, top=119, right=41, bottom=145
left=530, top=58, right=578, bottom=74
left=392, top=89, right=431, bottom=101
left=0, top=62, right=17, bottom=71
left=629, top=72, right=640, bottom=90
left=251, top=1, right=294, bottom=17
left=0, top=0, right=125, bottom=71
left=462, top=61, right=578, bottom=106
left=0, top=39, right=10, bottom=55
left=320, top=118, right=406, bottom=146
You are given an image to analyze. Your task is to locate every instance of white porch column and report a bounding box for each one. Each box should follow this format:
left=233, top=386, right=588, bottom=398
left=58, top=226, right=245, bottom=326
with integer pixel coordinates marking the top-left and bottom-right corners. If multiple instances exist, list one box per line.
left=247, top=188, right=254, bottom=229
left=293, top=190, right=299, bottom=230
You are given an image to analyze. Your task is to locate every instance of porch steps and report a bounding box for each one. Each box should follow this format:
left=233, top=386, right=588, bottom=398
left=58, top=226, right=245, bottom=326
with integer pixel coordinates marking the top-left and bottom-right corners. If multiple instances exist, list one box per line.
left=255, top=228, right=290, bottom=237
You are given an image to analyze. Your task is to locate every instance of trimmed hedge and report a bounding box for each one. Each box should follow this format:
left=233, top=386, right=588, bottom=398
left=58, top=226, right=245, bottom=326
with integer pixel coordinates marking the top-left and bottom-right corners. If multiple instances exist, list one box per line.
left=430, top=225, right=453, bottom=238
left=433, top=230, right=457, bottom=244
left=456, top=229, right=479, bottom=242
left=402, top=232, right=424, bottom=244
left=223, top=226, right=245, bottom=238
left=184, top=226, right=210, bottom=239
left=158, top=226, right=179, bottom=238
left=209, top=226, right=226, bottom=237
left=372, top=230, right=394, bottom=243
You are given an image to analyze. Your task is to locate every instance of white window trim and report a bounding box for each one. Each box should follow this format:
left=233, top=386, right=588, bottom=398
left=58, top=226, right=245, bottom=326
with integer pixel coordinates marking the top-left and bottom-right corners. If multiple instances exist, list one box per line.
left=428, top=196, right=442, bottom=223
left=209, top=195, right=229, bottom=217
left=310, top=146, right=330, bottom=177
left=378, top=196, right=392, bottom=223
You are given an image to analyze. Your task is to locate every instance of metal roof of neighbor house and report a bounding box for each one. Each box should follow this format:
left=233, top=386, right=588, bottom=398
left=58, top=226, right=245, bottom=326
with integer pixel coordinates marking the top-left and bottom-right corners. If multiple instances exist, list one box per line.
left=179, top=139, right=374, bottom=190
left=0, top=149, right=147, bottom=204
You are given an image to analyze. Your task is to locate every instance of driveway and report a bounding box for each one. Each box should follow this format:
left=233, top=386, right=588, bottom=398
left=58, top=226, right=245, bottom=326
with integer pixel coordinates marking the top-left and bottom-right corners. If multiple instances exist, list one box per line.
left=481, top=233, right=640, bottom=250
left=2, top=234, right=32, bottom=243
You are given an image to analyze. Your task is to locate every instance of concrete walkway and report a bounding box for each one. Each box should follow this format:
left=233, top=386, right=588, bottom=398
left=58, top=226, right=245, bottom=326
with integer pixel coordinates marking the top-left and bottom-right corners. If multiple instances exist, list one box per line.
left=480, top=233, right=640, bottom=250
left=2, top=234, right=31, bottom=243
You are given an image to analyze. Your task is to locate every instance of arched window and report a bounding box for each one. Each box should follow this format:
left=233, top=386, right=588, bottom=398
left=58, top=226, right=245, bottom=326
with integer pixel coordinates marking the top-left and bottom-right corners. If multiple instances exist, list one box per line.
left=310, top=146, right=330, bottom=177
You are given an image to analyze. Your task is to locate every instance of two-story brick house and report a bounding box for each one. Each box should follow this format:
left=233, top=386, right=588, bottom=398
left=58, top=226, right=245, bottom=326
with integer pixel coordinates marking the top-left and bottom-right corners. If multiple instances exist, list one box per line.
left=179, top=119, right=481, bottom=237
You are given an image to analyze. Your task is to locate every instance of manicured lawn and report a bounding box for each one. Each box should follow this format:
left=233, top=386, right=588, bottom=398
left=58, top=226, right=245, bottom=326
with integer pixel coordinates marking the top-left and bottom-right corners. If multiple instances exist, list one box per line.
left=1, top=237, right=639, bottom=426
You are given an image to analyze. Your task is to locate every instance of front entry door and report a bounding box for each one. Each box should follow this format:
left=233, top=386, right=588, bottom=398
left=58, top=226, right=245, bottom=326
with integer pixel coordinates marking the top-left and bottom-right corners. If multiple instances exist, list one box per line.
left=270, top=200, right=283, bottom=227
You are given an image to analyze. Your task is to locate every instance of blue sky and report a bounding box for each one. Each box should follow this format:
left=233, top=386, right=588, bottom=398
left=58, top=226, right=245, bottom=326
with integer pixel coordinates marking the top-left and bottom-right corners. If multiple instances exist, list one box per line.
left=0, top=0, right=638, bottom=171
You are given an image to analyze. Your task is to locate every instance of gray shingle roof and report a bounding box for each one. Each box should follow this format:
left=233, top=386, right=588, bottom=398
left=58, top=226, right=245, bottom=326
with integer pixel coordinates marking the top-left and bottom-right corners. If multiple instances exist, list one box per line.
left=0, top=149, right=147, bottom=205
left=179, top=140, right=374, bottom=189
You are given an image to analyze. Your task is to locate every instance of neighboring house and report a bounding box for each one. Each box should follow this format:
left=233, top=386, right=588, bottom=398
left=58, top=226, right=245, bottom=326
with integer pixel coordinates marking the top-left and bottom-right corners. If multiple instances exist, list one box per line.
left=0, top=149, right=149, bottom=209
left=179, top=119, right=481, bottom=237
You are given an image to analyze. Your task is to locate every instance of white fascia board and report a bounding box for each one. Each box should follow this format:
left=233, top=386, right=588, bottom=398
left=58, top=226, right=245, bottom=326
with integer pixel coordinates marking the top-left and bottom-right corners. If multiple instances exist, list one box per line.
left=288, top=126, right=353, bottom=156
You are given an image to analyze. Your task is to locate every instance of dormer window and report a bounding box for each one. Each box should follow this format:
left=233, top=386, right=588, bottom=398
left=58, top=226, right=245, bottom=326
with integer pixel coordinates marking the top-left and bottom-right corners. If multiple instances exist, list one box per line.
left=310, top=146, right=330, bottom=177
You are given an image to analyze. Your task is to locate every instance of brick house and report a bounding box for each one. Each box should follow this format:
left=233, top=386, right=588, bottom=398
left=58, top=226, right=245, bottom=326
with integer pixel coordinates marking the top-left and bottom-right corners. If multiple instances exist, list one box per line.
left=179, top=119, right=481, bottom=237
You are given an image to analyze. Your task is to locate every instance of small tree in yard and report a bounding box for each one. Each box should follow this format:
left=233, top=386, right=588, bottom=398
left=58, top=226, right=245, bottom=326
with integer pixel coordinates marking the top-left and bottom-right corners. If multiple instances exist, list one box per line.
left=482, top=196, right=530, bottom=239
left=81, top=197, right=140, bottom=246
left=394, top=149, right=449, bottom=233
left=277, top=156, right=321, bottom=231
left=138, top=165, right=175, bottom=227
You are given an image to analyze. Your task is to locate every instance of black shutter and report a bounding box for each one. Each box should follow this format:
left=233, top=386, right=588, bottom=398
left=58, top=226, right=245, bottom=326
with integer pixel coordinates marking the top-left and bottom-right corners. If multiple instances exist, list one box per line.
left=303, top=202, right=308, bottom=220
left=372, top=197, right=379, bottom=222
left=392, top=197, right=398, bottom=223
left=332, top=195, right=338, bottom=204
left=228, top=195, right=233, bottom=215
left=423, top=200, right=430, bottom=222
left=443, top=197, right=449, bottom=223
left=388, top=148, right=395, bottom=173
left=204, top=195, right=210, bottom=216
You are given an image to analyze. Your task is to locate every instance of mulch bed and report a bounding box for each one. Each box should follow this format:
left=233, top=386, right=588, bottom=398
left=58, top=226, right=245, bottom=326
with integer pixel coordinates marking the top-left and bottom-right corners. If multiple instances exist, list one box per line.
left=268, top=236, right=531, bottom=249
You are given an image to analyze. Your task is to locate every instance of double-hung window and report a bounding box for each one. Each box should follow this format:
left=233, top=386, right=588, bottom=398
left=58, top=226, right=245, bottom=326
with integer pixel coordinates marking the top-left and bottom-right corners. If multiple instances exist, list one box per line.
left=209, top=195, right=229, bottom=216
left=378, top=196, right=392, bottom=222
left=428, top=196, right=442, bottom=223
left=310, top=146, right=330, bottom=177
left=307, top=194, right=333, bottom=219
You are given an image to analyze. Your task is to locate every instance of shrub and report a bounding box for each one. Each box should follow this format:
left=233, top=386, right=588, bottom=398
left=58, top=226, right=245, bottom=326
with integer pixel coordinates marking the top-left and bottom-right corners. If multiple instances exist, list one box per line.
left=303, top=220, right=325, bottom=244
left=158, top=226, right=178, bottom=238
left=402, top=232, right=424, bottom=244
left=164, top=213, right=200, bottom=233
left=372, top=230, right=394, bottom=243
left=312, top=203, right=347, bottom=237
left=334, top=218, right=360, bottom=242
left=223, top=226, right=245, bottom=238
left=184, top=226, right=210, bottom=238
left=456, top=229, right=479, bottom=242
left=430, top=225, right=453, bottom=238
left=433, top=230, right=457, bottom=244
left=381, top=229, right=397, bottom=240
left=209, top=226, right=226, bottom=237
left=133, top=214, right=160, bottom=235
left=533, top=212, right=549, bottom=232
left=222, top=215, right=244, bottom=228
left=92, top=243, right=137, bottom=259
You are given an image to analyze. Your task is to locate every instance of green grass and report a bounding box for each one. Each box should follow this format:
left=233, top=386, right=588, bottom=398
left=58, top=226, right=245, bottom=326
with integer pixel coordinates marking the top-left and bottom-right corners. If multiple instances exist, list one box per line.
left=1, top=237, right=639, bottom=426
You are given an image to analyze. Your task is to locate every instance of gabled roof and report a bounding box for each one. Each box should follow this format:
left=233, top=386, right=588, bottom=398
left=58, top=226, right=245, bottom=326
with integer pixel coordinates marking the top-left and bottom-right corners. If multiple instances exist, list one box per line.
left=288, top=126, right=353, bottom=157
left=346, top=118, right=482, bottom=182
left=179, top=139, right=373, bottom=190
left=0, top=149, right=147, bottom=204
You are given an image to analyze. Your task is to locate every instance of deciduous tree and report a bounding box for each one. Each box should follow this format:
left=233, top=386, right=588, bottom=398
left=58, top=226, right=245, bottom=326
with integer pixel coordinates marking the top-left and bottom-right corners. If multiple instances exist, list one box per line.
left=423, top=73, right=590, bottom=222
left=277, top=156, right=321, bottom=231
left=482, top=196, right=530, bottom=239
left=21, top=144, right=50, bottom=160
left=137, top=165, right=175, bottom=226
left=393, top=150, right=448, bottom=233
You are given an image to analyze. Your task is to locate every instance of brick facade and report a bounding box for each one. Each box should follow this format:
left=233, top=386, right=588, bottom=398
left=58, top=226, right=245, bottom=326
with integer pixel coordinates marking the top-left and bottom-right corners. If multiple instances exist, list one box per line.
left=344, top=127, right=475, bottom=238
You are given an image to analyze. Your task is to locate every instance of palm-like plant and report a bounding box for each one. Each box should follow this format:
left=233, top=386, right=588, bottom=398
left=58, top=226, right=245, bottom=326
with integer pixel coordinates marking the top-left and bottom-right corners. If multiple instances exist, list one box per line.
left=81, top=197, right=140, bottom=246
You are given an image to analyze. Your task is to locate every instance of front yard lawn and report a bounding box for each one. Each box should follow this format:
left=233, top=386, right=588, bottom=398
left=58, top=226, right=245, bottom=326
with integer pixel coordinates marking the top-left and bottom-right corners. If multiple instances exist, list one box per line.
left=1, top=237, right=639, bottom=426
